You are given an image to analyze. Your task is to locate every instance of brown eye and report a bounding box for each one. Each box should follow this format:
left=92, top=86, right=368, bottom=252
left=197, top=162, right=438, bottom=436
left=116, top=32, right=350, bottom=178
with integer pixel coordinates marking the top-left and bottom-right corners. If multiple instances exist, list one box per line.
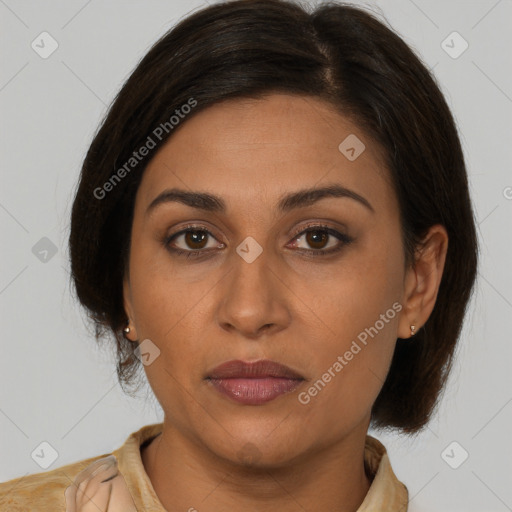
left=289, top=225, right=353, bottom=256
left=165, top=227, right=223, bottom=256
left=183, top=230, right=209, bottom=249
left=305, top=230, right=329, bottom=250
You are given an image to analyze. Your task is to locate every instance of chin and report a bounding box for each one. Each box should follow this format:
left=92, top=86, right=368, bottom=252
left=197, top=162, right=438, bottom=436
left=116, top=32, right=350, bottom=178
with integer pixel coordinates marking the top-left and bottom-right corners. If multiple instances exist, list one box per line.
left=203, top=429, right=309, bottom=470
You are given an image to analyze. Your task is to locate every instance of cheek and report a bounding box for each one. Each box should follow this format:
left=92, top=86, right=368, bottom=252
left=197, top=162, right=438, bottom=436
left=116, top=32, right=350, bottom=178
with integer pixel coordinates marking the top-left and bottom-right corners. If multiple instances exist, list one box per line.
left=300, top=234, right=404, bottom=414
left=127, top=244, right=215, bottom=384
left=299, top=306, right=400, bottom=435
left=128, top=259, right=207, bottom=416
left=319, top=237, right=404, bottom=344
left=130, top=273, right=205, bottom=371
left=128, top=235, right=193, bottom=333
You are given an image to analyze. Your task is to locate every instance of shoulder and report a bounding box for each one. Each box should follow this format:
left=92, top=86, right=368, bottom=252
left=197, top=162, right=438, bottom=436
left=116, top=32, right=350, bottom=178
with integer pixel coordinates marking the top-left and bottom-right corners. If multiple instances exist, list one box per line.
left=0, top=453, right=112, bottom=511
left=0, top=423, right=163, bottom=511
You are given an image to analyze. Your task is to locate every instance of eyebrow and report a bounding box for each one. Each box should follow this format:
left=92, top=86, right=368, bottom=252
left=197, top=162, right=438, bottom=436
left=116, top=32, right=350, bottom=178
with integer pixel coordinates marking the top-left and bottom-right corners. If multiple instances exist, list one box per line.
left=146, top=183, right=375, bottom=216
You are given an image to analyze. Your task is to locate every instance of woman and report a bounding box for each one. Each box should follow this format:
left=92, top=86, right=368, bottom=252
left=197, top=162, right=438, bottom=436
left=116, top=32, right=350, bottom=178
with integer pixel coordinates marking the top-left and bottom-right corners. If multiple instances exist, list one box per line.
left=0, top=0, right=478, bottom=510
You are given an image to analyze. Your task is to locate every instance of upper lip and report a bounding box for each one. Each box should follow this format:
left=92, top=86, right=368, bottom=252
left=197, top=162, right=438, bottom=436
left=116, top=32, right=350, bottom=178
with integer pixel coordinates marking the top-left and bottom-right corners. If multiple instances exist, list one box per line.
left=207, top=359, right=304, bottom=380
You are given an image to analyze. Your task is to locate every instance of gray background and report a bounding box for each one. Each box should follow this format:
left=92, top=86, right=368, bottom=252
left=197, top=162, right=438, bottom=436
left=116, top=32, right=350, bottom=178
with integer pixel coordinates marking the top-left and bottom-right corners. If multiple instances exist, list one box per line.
left=1, top=1, right=511, bottom=510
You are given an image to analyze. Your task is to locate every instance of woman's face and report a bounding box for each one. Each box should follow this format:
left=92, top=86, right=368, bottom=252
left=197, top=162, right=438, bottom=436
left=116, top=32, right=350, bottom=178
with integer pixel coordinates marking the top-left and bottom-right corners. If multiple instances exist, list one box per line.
left=123, top=93, right=414, bottom=466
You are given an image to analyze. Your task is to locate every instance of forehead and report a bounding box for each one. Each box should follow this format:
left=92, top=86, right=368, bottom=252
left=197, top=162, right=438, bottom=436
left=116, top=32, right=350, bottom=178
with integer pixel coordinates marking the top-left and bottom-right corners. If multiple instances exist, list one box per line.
left=137, top=94, right=394, bottom=215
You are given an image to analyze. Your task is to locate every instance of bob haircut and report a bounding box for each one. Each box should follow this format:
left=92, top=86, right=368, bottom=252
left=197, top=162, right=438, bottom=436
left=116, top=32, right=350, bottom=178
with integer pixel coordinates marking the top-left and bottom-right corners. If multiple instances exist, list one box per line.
left=69, top=0, right=478, bottom=434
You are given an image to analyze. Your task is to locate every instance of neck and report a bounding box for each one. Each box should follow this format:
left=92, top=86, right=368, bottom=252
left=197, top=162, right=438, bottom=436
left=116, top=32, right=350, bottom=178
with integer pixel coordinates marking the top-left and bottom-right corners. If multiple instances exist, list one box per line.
left=141, top=422, right=372, bottom=512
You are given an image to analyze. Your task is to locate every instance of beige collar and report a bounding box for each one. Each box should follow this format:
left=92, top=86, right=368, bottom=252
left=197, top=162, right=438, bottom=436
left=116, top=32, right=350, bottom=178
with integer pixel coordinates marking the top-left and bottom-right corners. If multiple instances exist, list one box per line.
left=66, top=423, right=409, bottom=511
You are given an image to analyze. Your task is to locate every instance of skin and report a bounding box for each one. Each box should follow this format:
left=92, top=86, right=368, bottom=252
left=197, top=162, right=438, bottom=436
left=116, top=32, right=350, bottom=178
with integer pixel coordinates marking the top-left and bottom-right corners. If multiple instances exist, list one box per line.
left=123, top=93, right=448, bottom=512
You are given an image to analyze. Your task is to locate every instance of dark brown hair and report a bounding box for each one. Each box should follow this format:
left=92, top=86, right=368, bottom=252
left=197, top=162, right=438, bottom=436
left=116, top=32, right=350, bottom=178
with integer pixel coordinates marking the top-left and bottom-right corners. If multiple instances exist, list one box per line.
left=69, top=0, right=478, bottom=433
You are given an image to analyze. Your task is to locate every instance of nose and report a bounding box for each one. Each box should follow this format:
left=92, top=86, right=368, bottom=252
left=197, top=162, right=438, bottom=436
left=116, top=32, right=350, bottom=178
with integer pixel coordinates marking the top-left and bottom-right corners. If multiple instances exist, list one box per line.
left=216, top=247, right=291, bottom=340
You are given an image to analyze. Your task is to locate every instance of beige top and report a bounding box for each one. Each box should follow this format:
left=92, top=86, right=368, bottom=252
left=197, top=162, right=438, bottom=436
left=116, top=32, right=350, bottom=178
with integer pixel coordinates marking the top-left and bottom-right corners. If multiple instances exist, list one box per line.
left=0, top=422, right=408, bottom=511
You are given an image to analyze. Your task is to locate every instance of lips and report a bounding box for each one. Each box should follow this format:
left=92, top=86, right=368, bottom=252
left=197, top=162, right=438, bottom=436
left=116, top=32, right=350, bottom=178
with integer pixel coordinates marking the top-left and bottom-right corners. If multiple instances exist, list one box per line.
left=206, top=359, right=305, bottom=405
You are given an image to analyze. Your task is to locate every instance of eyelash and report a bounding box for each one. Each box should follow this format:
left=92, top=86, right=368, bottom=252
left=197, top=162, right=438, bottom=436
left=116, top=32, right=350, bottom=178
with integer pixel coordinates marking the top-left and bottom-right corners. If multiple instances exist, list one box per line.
left=164, top=223, right=354, bottom=260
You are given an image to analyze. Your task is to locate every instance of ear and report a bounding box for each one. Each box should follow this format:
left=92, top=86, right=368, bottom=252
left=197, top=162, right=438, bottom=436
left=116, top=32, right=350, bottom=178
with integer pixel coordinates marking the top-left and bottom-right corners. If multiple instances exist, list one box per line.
left=123, top=276, right=138, bottom=342
left=398, top=224, right=449, bottom=339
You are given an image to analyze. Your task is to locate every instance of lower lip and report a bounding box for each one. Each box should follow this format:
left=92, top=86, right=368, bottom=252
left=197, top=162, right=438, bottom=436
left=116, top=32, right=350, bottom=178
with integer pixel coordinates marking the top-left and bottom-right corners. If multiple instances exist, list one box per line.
left=208, top=377, right=303, bottom=405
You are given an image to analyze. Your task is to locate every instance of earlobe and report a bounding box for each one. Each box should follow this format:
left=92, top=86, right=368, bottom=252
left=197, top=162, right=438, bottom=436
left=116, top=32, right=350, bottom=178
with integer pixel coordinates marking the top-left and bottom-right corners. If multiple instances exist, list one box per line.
left=399, top=224, right=449, bottom=339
